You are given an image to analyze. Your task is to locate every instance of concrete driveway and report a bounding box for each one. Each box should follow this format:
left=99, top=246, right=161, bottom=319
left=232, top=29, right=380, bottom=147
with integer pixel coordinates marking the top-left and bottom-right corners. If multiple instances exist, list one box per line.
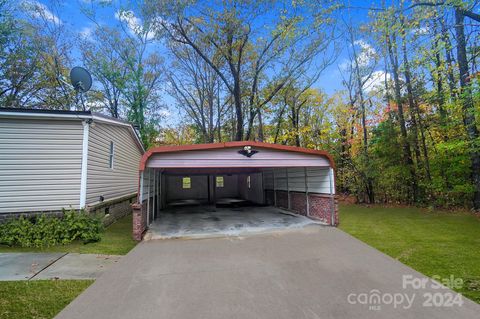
left=56, top=226, right=479, bottom=319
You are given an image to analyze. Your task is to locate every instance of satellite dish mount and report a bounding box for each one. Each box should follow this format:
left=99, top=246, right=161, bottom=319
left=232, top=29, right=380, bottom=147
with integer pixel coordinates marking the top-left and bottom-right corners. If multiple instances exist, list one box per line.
left=69, top=66, right=92, bottom=111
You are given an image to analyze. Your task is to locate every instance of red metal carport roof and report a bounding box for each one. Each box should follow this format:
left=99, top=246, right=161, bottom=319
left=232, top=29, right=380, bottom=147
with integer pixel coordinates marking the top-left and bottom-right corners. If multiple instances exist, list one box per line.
left=139, top=141, right=335, bottom=171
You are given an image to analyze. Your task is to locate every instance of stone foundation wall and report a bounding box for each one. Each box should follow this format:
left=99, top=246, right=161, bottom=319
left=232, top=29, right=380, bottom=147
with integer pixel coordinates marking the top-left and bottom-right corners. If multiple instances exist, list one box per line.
left=0, top=193, right=136, bottom=226
left=88, top=194, right=136, bottom=226
left=132, top=200, right=147, bottom=241
left=0, top=211, right=64, bottom=223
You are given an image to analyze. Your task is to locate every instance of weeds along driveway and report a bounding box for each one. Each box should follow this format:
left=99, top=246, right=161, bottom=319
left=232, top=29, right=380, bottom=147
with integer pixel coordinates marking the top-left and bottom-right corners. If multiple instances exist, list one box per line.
left=56, top=226, right=480, bottom=319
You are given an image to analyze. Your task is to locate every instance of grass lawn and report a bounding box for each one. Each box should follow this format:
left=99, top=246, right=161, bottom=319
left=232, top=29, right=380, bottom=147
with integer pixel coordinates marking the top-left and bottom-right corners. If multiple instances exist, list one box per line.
left=0, top=214, right=136, bottom=255
left=0, top=215, right=135, bottom=319
left=0, top=280, right=92, bottom=319
left=339, top=204, right=480, bottom=303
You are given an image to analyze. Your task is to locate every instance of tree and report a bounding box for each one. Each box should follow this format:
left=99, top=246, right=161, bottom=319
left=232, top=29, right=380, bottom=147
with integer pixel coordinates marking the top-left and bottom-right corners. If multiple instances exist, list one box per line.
left=81, top=27, right=129, bottom=118
left=147, top=0, right=337, bottom=140
left=0, top=0, right=74, bottom=109
left=81, top=3, right=165, bottom=147
left=167, top=43, right=228, bottom=143
left=454, top=8, right=480, bottom=209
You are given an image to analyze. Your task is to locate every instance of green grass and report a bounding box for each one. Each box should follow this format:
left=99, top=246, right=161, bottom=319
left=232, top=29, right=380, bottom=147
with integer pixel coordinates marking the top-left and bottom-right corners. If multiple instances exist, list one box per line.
left=0, top=215, right=135, bottom=319
left=0, top=280, right=93, bottom=319
left=0, top=214, right=136, bottom=255
left=339, top=204, right=480, bottom=303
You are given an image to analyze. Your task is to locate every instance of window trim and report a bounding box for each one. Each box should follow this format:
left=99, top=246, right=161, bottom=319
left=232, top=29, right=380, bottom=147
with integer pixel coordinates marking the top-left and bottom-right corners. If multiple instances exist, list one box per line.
left=216, top=176, right=224, bottom=188
left=109, top=141, right=115, bottom=169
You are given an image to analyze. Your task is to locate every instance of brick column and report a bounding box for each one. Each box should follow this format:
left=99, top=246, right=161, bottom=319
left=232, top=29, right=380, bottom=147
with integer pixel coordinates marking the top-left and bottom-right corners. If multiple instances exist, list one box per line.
left=132, top=202, right=146, bottom=241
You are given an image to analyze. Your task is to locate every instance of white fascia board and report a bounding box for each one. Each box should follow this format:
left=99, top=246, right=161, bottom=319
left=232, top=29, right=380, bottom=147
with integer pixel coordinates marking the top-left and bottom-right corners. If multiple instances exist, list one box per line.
left=0, top=111, right=91, bottom=120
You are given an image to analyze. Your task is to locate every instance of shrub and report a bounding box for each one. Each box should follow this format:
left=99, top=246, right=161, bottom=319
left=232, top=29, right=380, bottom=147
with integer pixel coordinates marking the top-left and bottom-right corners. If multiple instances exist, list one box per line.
left=0, top=209, right=103, bottom=247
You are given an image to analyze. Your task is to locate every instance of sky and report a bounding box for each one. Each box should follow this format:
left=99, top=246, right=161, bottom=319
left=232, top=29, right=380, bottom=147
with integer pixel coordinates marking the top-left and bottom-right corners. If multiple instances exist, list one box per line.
left=17, top=0, right=384, bottom=123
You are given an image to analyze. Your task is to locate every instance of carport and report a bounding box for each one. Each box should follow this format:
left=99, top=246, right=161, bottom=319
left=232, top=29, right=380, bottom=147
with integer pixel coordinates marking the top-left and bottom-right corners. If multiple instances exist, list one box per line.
left=132, top=141, right=338, bottom=240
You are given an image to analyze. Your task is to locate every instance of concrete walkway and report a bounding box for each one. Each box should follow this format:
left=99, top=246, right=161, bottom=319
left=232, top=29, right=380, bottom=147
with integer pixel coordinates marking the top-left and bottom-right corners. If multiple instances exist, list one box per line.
left=56, top=226, right=480, bottom=319
left=0, top=253, right=121, bottom=280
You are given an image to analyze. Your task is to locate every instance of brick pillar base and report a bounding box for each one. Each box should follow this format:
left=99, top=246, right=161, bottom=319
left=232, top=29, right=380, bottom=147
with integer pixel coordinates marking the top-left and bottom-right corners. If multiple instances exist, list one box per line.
left=132, top=202, right=146, bottom=241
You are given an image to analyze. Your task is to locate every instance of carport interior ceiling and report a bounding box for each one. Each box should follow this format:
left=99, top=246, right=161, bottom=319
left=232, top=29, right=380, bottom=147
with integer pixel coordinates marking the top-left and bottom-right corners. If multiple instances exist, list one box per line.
left=132, top=142, right=338, bottom=241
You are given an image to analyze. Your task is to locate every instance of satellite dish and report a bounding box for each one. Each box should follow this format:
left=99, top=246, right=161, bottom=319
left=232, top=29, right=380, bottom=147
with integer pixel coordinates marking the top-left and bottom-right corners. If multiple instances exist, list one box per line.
left=69, top=66, right=92, bottom=93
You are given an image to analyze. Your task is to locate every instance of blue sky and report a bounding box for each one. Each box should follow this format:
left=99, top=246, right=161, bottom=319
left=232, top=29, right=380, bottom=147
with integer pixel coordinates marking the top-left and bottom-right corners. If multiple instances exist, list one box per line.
left=18, top=0, right=384, bottom=122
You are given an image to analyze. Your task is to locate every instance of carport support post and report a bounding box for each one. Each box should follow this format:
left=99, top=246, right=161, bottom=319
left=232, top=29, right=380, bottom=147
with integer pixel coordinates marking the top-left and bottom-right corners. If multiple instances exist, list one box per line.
left=329, top=167, right=335, bottom=226
left=286, top=167, right=290, bottom=210
left=146, top=169, right=151, bottom=225
left=304, top=167, right=310, bottom=216
left=139, top=171, right=144, bottom=203
left=152, top=169, right=156, bottom=221
left=273, top=168, right=277, bottom=207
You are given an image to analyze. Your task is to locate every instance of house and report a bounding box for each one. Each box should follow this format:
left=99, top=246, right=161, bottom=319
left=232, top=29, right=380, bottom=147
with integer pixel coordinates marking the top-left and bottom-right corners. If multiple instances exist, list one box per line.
left=132, top=141, right=337, bottom=240
left=0, top=108, right=144, bottom=224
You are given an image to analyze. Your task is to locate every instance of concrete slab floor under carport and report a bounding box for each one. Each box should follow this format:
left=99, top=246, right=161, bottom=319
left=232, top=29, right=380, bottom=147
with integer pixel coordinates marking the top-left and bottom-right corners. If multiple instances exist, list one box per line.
left=55, top=226, right=480, bottom=319
left=145, top=205, right=323, bottom=240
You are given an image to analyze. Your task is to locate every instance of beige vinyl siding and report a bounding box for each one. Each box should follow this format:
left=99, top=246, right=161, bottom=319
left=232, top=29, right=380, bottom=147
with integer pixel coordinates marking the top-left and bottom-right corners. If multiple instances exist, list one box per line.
left=86, top=122, right=142, bottom=205
left=0, top=118, right=83, bottom=213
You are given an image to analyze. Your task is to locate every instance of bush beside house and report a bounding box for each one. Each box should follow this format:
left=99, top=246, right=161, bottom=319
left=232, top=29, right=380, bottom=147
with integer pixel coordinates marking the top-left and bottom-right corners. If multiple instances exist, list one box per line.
left=0, top=209, right=103, bottom=248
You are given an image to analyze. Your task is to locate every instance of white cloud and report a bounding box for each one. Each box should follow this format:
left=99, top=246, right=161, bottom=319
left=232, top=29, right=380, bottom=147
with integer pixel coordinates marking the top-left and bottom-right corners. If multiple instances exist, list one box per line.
left=159, top=109, right=171, bottom=118
left=411, top=26, right=429, bottom=36
left=363, top=70, right=391, bottom=93
left=338, top=60, right=350, bottom=72
left=354, top=39, right=377, bottom=67
left=22, top=0, right=62, bottom=25
left=80, top=0, right=112, bottom=3
left=114, top=10, right=156, bottom=40
left=79, top=25, right=94, bottom=39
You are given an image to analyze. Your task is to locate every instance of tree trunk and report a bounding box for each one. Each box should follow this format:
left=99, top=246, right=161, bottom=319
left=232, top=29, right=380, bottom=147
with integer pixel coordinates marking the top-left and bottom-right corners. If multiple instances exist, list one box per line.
left=233, top=77, right=243, bottom=141
left=387, top=31, right=418, bottom=203
left=400, top=18, right=422, bottom=173
left=454, top=9, right=480, bottom=210
left=257, top=110, right=264, bottom=142
left=440, top=17, right=457, bottom=99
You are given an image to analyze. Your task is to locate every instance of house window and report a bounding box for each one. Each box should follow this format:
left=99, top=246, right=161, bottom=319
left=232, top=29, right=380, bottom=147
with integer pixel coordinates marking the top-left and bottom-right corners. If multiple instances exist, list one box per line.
left=216, top=176, right=224, bottom=188
left=109, top=141, right=115, bottom=169
left=182, top=177, right=191, bottom=189
left=247, top=175, right=251, bottom=189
